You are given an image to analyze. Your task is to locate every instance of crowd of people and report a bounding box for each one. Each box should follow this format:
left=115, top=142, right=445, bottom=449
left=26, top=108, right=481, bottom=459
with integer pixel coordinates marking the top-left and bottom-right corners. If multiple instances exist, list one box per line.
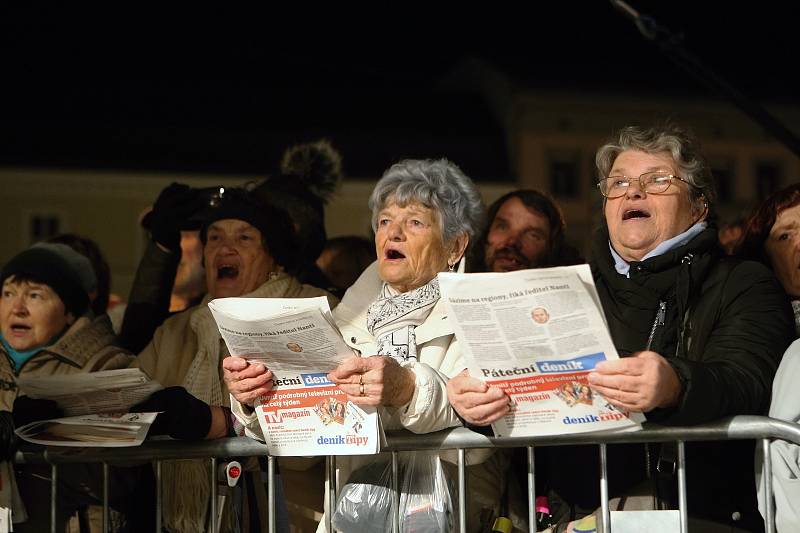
left=1, top=124, right=798, bottom=532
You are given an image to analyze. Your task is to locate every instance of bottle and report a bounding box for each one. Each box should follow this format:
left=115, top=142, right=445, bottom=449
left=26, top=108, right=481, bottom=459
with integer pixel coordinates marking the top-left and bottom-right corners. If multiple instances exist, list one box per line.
left=535, top=496, right=553, bottom=531
left=490, top=516, right=513, bottom=533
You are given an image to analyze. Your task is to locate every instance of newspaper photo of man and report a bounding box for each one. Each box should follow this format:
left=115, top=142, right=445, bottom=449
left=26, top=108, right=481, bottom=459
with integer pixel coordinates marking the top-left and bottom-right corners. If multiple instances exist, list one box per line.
left=531, top=307, right=550, bottom=324
left=286, top=342, right=303, bottom=353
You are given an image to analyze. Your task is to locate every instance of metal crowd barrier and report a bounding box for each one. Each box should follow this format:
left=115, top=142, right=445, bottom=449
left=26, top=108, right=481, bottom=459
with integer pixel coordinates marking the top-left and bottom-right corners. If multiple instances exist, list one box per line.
left=13, top=415, right=800, bottom=533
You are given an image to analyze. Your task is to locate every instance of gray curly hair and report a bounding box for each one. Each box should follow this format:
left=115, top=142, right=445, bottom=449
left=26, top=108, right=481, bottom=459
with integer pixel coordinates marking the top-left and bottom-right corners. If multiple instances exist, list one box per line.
left=369, top=159, right=485, bottom=249
left=596, top=123, right=716, bottom=211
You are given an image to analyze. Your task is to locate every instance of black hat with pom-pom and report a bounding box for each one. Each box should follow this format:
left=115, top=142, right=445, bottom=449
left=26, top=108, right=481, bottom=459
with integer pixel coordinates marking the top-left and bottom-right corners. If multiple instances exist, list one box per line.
left=252, top=139, right=343, bottom=268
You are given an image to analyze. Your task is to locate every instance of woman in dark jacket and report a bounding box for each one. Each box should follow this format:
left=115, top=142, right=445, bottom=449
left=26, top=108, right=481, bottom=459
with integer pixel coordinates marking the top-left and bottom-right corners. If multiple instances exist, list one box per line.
left=541, top=124, right=794, bottom=532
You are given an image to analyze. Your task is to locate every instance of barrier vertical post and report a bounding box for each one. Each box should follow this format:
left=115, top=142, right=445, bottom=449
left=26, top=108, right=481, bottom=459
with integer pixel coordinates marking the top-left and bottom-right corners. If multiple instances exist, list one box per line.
left=210, top=457, right=217, bottom=533
left=677, top=441, right=688, bottom=533
left=51, top=464, right=57, bottom=533
left=599, top=444, right=610, bottom=533
left=268, top=455, right=276, bottom=533
left=156, top=460, right=162, bottom=533
left=392, top=451, right=400, bottom=533
left=458, top=448, right=467, bottom=533
left=527, top=446, right=536, bottom=533
left=763, top=438, right=775, bottom=533
left=326, top=456, right=336, bottom=533
left=103, top=462, right=109, bottom=533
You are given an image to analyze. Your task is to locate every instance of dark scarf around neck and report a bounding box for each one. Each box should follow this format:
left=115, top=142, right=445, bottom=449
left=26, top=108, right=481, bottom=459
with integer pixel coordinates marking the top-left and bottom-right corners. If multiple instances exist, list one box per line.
left=590, top=224, right=720, bottom=356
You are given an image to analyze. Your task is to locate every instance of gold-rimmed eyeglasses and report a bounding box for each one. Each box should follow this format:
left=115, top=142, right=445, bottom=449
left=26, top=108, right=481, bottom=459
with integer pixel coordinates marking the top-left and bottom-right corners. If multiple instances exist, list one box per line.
left=596, top=172, right=695, bottom=199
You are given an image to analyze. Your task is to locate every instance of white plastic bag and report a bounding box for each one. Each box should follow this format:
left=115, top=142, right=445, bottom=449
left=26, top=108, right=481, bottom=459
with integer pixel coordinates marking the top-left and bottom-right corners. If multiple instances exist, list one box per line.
left=332, top=452, right=457, bottom=533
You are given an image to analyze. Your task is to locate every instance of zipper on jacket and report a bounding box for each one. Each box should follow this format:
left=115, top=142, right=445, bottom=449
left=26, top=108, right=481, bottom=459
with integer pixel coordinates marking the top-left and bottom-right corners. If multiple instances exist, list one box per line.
left=645, top=301, right=666, bottom=351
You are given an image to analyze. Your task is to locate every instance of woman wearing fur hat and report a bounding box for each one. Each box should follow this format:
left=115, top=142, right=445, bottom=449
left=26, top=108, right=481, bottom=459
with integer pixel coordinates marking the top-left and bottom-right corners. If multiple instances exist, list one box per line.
left=252, top=138, right=344, bottom=297
left=0, top=242, right=133, bottom=531
left=130, top=187, right=337, bottom=533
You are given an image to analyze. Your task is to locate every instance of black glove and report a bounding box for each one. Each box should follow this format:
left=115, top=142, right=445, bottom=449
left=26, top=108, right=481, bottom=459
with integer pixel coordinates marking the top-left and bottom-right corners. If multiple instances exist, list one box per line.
left=0, top=411, right=17, bottom=461
left=12, top=396, right=63, bottom=428
left=130, top=386, right=212, bottom=440
left=142, top=183, right=208, bottom=252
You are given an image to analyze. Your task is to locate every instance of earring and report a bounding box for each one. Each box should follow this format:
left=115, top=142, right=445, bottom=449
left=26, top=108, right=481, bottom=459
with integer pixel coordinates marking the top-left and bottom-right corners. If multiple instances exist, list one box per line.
left=448, top=262, right=455, bottom=272
left=269, top=271, right=279, bottom=281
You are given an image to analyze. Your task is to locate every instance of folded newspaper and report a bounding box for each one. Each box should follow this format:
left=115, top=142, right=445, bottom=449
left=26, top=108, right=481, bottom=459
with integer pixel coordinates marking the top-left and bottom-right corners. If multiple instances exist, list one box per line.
left=17, top=368, right=163, bottom=416
left=15, top=412, right=158, bottom=448
left=439, top=265, right=644, bottom=437
left=209, top=296, right=380, bottom=456
left=13, top=368, right=163, bottom=447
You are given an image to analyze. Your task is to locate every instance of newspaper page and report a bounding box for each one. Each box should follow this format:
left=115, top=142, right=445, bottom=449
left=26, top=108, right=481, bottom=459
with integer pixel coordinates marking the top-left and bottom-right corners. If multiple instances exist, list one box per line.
left=209, top=297, right=380, bottom=456
left=439, top=265, right=644, bottom=438
left=15, top=412, right=158, bottom=447
left=17, top=368, right=163, bottom=416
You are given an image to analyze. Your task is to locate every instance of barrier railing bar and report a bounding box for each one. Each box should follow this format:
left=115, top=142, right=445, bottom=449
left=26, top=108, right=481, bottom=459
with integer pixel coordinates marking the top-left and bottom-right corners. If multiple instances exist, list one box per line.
left=677, top=441, right=687, bottom=533
left=51, top=464, right=57, bottom=533
left=156, top=460, right=162, bottom=533
left=268, top=455, right=276, bottom=533
left=103, top=462, right=109, bottom=533
left=391, top=451, right=400, bottom=533
left=458, top=448, right=467, bottom=533
left=527, top=446, right=535, bottom=533
left=18, top=417, right=800, bottom=466
left=599, top=443, right=610, bottom=533
left=763, top=438, right=775, bottom=533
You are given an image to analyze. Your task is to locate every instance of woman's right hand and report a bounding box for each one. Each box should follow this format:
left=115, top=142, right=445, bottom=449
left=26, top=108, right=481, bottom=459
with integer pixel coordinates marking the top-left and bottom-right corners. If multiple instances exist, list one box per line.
left=222, top=356, right=274, bottom=407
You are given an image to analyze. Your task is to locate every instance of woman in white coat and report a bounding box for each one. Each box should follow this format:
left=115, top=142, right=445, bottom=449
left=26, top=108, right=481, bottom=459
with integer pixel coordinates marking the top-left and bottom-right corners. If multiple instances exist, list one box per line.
left=225, top=158, right=508, bottom=532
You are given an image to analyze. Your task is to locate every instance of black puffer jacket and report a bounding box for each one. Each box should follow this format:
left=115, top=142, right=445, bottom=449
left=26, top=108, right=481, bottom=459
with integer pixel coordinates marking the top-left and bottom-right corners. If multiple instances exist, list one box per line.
left=543, top=224, right=794, bottom=530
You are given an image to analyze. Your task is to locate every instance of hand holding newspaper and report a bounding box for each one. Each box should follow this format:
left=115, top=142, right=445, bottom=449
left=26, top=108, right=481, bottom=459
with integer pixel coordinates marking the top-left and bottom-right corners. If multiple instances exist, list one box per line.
left=14, top=368, right=163, bottom=447
left=439, top=265, right=644, bottom=438
left=209, top=296, right=380, bottom=456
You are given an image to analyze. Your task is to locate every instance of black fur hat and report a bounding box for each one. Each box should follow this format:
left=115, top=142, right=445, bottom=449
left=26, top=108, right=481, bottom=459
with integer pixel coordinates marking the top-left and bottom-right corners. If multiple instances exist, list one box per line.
left=252, top=139, right=343, bottom=267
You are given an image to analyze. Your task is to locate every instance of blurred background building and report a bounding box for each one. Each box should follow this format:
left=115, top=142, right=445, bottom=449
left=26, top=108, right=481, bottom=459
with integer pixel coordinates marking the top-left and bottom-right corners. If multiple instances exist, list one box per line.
left=1, top=2, right=797, bottom=297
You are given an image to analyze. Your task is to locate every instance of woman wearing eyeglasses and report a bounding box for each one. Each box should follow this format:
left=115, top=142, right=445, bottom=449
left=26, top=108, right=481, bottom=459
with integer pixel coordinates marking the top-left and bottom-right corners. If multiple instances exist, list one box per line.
left=538, top=124, right=794, bottom=532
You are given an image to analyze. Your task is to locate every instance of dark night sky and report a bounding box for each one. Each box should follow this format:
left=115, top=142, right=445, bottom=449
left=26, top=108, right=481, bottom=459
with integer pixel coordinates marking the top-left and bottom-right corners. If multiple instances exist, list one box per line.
left=0, top=2, right=797, bottom=180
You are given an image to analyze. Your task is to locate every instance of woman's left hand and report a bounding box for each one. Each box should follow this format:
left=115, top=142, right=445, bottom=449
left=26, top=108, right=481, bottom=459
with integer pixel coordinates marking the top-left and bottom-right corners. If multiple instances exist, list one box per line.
left=588, top=351, right=682, bottom=412
left=327, top=355, right=416, bottom=407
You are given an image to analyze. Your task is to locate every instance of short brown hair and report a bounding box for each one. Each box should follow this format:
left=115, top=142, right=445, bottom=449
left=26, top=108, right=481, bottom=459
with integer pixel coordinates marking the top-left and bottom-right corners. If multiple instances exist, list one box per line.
left=738, top=183, right=800, bottom=263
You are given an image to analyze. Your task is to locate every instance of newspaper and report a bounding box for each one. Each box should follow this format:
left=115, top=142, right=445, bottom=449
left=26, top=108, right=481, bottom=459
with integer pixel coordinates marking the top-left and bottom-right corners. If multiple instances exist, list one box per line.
left=16, top=368, right=163, bottom=417
left=15, top=412, right=158, bottom=447
left=209, top=297, right=380, bottom=456
left=439, top=265, right=644, bottom=437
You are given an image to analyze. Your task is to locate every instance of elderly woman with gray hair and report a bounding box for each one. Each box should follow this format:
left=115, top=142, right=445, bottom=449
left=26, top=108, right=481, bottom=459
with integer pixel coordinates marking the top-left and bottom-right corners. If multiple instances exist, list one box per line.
left=225, top=159, right=510, bottom=532
left=519, top=124, right=794, bottom=532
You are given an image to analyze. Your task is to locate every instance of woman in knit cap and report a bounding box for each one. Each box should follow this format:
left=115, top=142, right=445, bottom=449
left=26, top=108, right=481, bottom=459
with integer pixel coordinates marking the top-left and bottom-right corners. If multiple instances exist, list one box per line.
left=0, top=242, right=133, bottom=531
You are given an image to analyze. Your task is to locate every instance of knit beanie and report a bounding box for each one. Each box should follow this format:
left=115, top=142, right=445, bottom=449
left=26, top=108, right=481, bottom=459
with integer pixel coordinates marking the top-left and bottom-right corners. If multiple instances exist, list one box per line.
left=0, top=243, right=97, bottom=317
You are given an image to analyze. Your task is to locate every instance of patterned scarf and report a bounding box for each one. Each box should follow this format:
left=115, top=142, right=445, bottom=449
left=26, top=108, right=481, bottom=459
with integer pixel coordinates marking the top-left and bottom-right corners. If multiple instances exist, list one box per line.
left=366, top=277, right=441, bottom=361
